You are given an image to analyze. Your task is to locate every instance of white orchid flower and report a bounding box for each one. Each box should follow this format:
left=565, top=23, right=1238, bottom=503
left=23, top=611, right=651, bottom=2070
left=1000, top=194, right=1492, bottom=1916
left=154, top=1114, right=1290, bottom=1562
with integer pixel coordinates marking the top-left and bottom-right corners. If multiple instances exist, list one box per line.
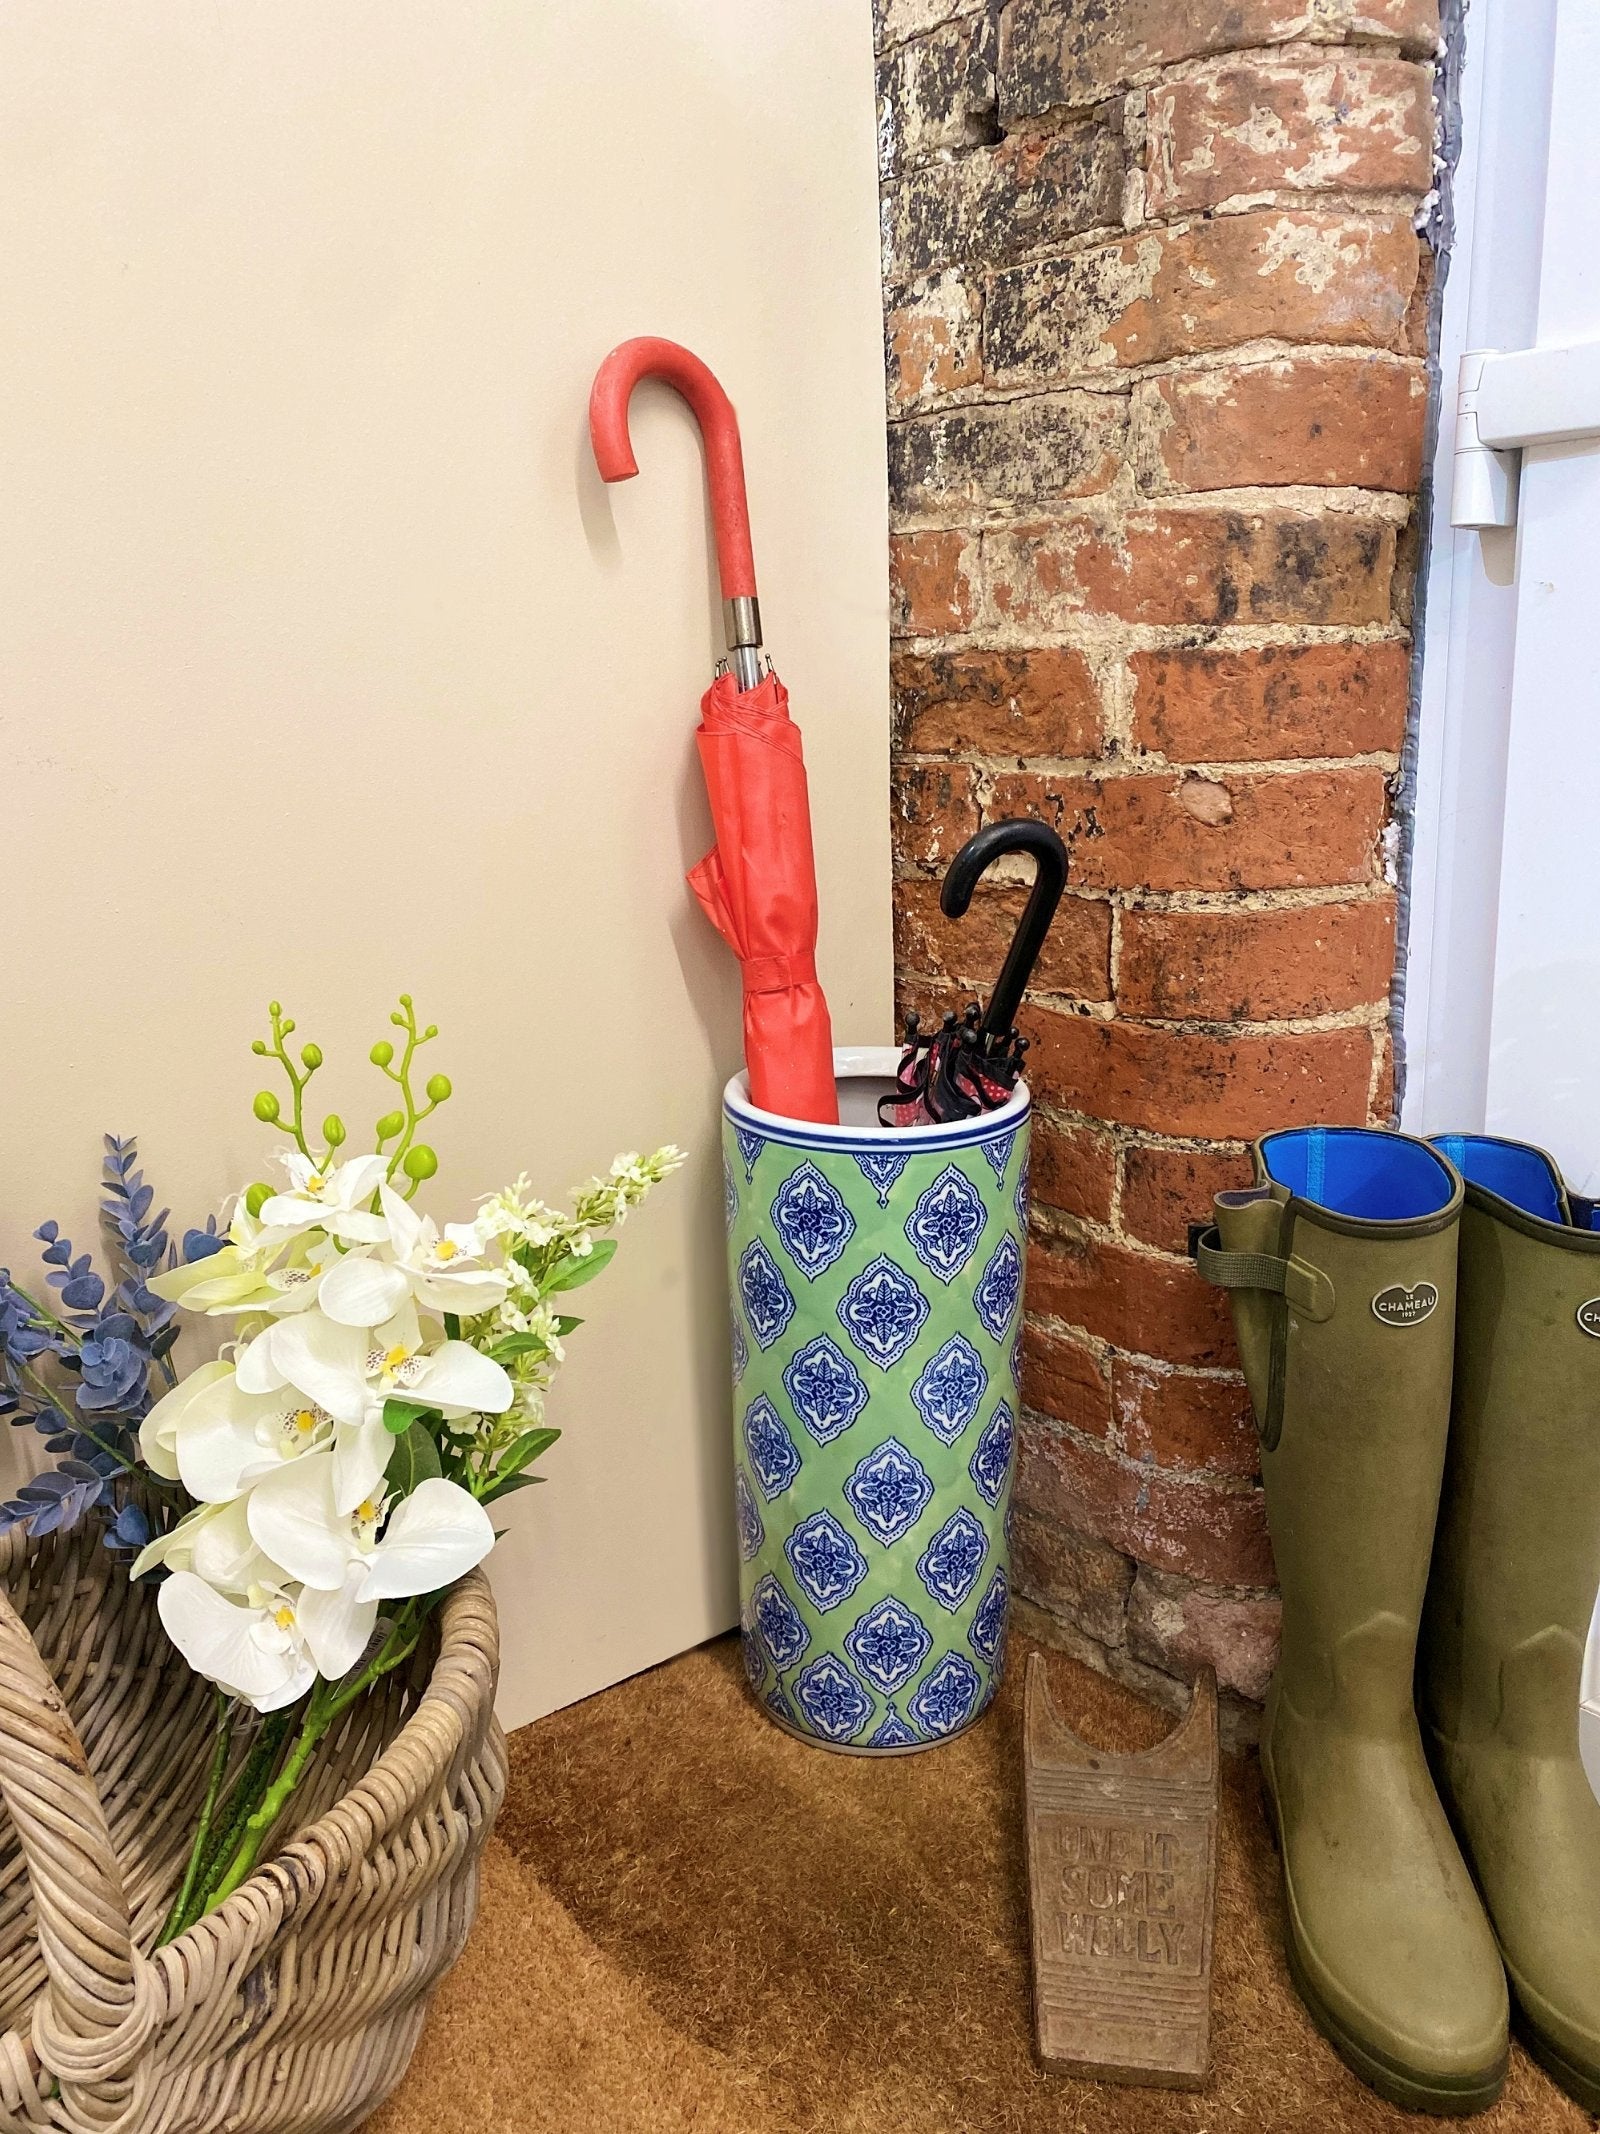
left=145, top=1363, right=339, bottom=1504
left=131, top=1494, right=273, bottom=1593
left=245, top=1452, right=493, bottom=1679
left=157, top=1570, right=317, bottom=1712
left=256, top=1152, right=391, bottom=1247
left=149, top=1236, right=336, bottom=1319
left=318, top=1185, right=507, bottom=1329
left=234, top=1305, right=512, bottom=1513
left=140, top=1358, right=234, bottom=1481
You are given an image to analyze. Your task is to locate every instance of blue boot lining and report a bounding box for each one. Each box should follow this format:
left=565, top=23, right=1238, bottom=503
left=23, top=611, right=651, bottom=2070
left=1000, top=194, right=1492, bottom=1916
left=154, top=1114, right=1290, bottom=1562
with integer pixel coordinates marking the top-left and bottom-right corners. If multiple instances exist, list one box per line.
left=1431, top=1133, right=1566, bottom=1223
left=1261, top=1128, right=1456, bottom=1221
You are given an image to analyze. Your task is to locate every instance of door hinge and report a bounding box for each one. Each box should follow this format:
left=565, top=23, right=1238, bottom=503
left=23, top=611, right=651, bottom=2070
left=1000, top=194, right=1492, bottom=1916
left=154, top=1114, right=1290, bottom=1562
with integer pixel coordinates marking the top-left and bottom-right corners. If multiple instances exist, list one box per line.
left=1452, top=341, right=1600, bottom=531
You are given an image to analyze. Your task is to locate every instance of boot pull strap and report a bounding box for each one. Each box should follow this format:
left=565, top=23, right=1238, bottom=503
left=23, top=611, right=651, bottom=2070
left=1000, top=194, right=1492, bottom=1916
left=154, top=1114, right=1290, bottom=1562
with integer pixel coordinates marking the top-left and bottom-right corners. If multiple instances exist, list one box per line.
left=1192, top=1227, right=1336, bottom=1323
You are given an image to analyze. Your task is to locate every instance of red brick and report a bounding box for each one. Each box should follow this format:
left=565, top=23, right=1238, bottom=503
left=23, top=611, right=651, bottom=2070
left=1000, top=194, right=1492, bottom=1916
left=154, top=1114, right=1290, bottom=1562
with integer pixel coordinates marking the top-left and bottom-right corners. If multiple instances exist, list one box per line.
left=984, top=511, right=1397, bottom=630
left=877, top=0, right=984, bottom=48
left=893, top=645, right=1102, bottom=757
left=1146, top=57, right=1433, bottom=215
left=886, top=121, right=1123, bottom=276
left=889, top=393, right=1127, bottom=523
left=984, top=213, right=1422, bottom=388
left=884, top=271, right=983, bottom=411
left=998, top=0, right=1441, bottom=119
left=1023, top=1320, right=1111, bottom=1436
left=1127, top=1567, right=1282, bottom=1700
left=1120, top=1142, right=1253, bottom=1254
left=1144, top=357, right=1428, bottom=493
left=1117, top=898, right=1397, bottom=1019
left=1030, top=1118, right=1117, bottom=1224
left=1020, top=1007, right=1375, bottom=1137
left=1112, top=1357, right=1259, bottom=1477
left=891, top=760, right=981, bottom=870
left=894, top=876, right=1111, bottom=1000
left=1028, top=1230, right=1236, bottom=1367
left=1019, top=1421, right=1275, bottom=1585
left=988, top=767, right=1387, bottom=891
left=890, top=529, right=978, bottom=636
left=1011, top=1507, right=1133, bottom=1647
left=877, top=14, right=996, bottom=175
left=1129, top=641, right=1410, bottom=763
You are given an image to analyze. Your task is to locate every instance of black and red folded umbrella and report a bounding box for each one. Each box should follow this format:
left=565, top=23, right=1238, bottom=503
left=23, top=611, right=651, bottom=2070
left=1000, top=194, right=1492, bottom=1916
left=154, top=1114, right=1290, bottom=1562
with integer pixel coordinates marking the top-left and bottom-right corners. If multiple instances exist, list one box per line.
left=883, top=818, right=1069, bottom=1126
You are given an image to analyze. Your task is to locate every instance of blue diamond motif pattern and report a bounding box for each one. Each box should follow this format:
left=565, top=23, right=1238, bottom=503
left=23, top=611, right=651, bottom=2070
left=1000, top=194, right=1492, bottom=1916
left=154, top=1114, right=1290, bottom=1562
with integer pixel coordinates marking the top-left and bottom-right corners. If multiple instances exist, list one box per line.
left=742, top=1396, right=801, bottom=1501
left=782, top=1335, right=869, bottom=1444
left=837, top=1255, right=930, bottom=1369
left=1015, top=1154, right=1031, bottom=1228
left=917, top=1506, right=989, bottom=1612
left=750, top=1574, right=809, bottom=1670
left=738, top=1240, right=795, bottom=1350
left=730, top=1313, right=748, bottom=1385
left=908, top=1651, right=982, bottom=1737
left=734, top=1126, right=767, bottom=1182
left=904, top=1164, right=989, bottom=1284
left=968, top=1402, right=1015, bottom=1508
left=867, top=1705, right=921, bottom=1749
left=909, top=1333, right=988, bottom=1445
left=741, top=1623, right=766, bottom=1691
left=969, top=1568, right=1010, bottom=1664
left=770, top=1161, right=856, bottom=1278
left=843, top=1437, right=934, bottom=1546
left=845, top=1596, right=933, bottom=1696
left=981, top=1130, right=1015, bottom=1184
left=853, top=1150, right=910, bottom=1206
left=724, top=1155, right=738, bottom=1234
left=973, top=1233, right=1023, bottom=1341
left=765, top=1682, right=796, bottom=1726
left=792, top=1655, right=874, bottom=1743
left=784, top=1509, right=869, bottom=1613
left=734, top=1469, right=764, bottom=1561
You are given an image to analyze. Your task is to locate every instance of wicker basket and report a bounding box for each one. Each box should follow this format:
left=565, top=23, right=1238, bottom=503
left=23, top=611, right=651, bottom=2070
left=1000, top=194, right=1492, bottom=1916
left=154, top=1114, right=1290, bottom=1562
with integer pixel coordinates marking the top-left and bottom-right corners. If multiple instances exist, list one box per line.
left=0, top=1518, right=505, bottom=2134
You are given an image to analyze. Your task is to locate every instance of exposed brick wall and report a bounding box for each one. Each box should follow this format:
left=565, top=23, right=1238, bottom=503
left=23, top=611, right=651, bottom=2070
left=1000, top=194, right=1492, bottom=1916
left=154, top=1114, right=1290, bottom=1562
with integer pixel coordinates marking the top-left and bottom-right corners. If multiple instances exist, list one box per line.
left=877, top=0, right=1439, bottom=1725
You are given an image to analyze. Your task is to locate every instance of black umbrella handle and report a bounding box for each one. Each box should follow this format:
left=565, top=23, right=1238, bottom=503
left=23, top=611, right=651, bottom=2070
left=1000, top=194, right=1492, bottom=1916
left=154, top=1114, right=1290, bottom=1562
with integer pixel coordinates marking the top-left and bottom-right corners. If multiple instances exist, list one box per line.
left=940, top=818, right=1069, bottom=1047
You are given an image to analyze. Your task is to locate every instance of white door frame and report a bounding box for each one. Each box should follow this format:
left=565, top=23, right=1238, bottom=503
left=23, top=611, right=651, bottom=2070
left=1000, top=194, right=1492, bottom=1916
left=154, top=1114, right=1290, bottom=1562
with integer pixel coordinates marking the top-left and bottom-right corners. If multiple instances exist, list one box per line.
left=1404, top=0, right=1600, bottom=1791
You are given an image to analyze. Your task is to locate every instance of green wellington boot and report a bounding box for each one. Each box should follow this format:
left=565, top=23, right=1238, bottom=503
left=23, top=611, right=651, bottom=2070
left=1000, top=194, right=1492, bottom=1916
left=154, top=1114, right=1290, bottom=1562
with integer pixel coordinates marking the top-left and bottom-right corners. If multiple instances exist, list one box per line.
left=1421, top=1134, right=1600, bottom=2112
left=1196, top=1127, right=1508, bottom=2113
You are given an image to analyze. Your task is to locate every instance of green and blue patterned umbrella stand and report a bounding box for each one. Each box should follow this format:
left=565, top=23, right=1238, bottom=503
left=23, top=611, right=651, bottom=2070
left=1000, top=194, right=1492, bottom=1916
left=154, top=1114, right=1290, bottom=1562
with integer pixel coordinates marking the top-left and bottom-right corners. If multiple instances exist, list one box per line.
left=725, top=1046, right=1029, bottom=1754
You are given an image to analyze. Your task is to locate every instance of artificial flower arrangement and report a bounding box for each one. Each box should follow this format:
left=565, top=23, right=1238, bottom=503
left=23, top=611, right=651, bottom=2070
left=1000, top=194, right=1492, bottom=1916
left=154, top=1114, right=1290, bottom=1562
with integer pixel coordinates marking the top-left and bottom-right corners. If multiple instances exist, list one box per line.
left=0, top=995, right=680, bottom=1940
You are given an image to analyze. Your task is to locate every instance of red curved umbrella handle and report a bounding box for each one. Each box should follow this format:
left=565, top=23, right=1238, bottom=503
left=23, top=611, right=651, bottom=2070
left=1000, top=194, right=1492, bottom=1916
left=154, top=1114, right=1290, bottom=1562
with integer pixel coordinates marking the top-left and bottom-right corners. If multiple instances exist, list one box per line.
left=589, top=340, right=761, bottom=668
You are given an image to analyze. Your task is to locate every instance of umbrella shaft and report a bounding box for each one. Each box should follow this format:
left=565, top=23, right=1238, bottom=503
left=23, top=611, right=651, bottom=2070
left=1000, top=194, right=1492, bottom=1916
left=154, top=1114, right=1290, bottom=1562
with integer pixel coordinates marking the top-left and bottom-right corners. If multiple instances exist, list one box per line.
left=725, top=595, right=763, bottom=693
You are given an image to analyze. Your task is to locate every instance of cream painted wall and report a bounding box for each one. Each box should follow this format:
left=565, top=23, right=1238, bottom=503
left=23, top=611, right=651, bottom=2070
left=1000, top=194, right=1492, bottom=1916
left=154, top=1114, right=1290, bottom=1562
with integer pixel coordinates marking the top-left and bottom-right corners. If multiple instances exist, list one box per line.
left=0, top=2, right=892, bottom=1727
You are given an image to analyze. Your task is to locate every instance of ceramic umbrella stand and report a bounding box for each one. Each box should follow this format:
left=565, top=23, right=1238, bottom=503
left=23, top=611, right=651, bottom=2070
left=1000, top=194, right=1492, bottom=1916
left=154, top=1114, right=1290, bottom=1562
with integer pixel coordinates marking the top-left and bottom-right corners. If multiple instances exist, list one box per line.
left=726, top=1047, right=1028, bottom=1752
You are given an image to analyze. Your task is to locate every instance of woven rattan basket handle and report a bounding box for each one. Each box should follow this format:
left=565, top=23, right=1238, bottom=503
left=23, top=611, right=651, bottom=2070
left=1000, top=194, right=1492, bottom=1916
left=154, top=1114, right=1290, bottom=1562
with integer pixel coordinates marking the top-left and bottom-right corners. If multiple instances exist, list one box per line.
left=0, top=1584, right=154, bottom=2120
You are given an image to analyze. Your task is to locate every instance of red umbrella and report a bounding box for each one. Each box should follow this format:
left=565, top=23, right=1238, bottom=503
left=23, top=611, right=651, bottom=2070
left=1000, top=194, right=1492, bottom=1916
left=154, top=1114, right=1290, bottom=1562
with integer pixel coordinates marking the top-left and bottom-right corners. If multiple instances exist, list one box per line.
left=590, top=337, right=838, bottom=1125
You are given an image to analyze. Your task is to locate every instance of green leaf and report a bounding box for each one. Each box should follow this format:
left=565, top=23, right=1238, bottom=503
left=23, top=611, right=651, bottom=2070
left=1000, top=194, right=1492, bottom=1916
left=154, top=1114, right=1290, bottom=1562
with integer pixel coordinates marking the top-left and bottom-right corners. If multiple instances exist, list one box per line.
left=542, top=1239, right=618, bottom=1294
left=382, top=1396, right=441, bottom=1438
left=480, top=1426, right=560, bottom=1505
left=486, top=1332, right=552, bottom=1364
left=554, top=1315, right=583, bottom=1336
left=483, top=1472, right=547, bottom=1507
left=502, top=1425, right=560, bottom=1472
left=385, top=1420, right=442, bottom=1496
left=444, top=1312, right=461, bottom=1340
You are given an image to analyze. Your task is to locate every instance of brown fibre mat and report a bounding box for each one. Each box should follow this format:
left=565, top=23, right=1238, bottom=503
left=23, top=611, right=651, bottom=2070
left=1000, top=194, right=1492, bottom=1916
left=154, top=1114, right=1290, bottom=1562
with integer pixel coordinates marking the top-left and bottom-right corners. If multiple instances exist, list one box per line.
left=373, top=1633, right=1592, bottom=2134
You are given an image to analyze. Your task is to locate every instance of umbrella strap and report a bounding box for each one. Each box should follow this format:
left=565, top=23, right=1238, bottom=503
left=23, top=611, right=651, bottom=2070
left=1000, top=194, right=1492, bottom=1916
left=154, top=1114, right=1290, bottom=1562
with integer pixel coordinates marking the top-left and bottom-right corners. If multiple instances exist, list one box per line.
left=742, top=952, right=817, bottom=995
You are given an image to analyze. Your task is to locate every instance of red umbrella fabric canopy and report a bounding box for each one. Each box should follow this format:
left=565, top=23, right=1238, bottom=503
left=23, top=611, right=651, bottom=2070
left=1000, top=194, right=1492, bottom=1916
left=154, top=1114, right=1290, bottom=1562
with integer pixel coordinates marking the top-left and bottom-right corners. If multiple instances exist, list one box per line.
left=688, top=668, right=835, bottom=1123
left=590, top=337, right=839, bottom=1125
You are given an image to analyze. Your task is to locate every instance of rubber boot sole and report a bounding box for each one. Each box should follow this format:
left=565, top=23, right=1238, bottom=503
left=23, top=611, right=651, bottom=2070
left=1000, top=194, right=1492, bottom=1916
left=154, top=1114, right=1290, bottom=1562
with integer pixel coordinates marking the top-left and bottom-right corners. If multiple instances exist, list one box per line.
left=1260, top=1752, right=1508, bottom=2116
left=1513, top=2008, right=1600, bottom=2116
